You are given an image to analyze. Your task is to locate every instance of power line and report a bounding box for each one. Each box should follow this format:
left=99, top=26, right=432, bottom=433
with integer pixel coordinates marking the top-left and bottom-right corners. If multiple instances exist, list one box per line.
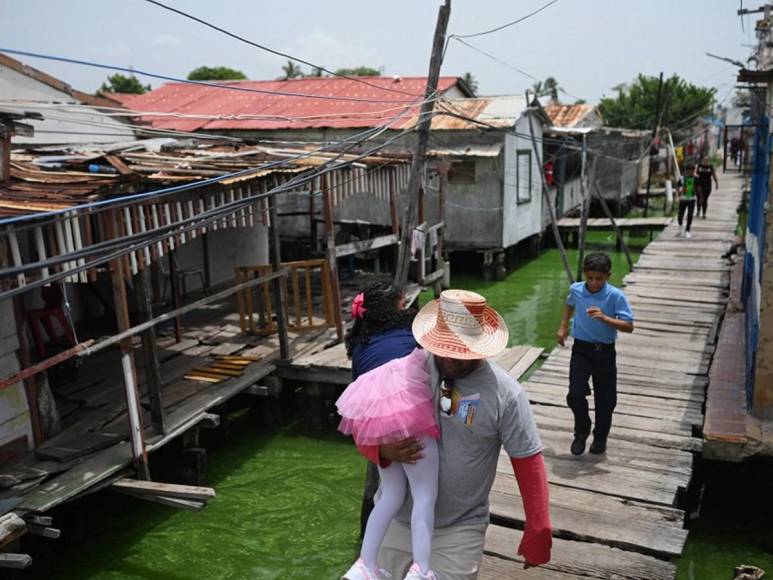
left=450, top=0, right=559, bottom=39
left=142, top=0, right=420, bottom=98
left=0, top=47, right=430, bottom=104
left=0, top=102, right=434, bottom=228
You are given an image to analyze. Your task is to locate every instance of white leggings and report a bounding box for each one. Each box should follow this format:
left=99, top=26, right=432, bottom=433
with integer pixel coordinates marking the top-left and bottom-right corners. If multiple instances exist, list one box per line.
left=360, top=436, right=439, bottom=574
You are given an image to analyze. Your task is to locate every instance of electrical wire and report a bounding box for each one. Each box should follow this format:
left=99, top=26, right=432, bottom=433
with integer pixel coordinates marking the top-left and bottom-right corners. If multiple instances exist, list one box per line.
left=449, top=0, right=559, bottom=39
left=142, top=0, right=421, bottom=98
left=0, top=101, right=433, bottom=229
left=0, top=47, right=432, bottom=104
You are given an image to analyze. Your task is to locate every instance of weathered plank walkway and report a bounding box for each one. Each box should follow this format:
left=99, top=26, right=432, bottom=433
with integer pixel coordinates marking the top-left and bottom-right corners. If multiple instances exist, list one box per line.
left=481, top=174, right=743, bottom=578
left=557, top=217, right=673, bottom=230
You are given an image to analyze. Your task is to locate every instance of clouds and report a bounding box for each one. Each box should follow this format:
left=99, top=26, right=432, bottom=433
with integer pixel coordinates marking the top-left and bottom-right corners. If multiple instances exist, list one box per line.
left=152, top=34, right=183, bottom=49
left=282, top=31, right=382, bottom=73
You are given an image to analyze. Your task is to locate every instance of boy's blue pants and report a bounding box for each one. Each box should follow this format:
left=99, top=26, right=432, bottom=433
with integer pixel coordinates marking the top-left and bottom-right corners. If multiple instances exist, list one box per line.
left=567, top=340, right=617, bottom=441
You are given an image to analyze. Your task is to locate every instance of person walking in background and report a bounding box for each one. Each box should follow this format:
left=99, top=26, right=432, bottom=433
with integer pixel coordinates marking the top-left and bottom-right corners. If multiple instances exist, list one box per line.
left=556, top=253, right=634, bottom=456
left=696, top=155, right=719, bottom=219
left=676, top=165, right=700, bottom=238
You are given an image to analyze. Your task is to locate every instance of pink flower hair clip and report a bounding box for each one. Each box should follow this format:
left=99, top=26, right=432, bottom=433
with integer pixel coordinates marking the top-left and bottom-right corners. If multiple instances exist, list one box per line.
left=351, top=293, right=367, bottom=319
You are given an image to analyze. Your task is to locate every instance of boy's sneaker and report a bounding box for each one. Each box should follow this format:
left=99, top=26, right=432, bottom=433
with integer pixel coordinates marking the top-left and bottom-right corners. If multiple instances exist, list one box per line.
left=685, top=231, right=692, bottom=239
left=342, top=558, right=391, bottom=580
left=589, top=438, right=607, bottom=454
left=570, top=433, right=589, bottom=455
left=404, top=563, right=436, bottom=580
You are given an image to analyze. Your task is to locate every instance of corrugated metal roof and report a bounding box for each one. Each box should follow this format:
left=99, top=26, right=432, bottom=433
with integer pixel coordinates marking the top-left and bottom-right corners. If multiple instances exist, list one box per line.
left=431, top=96, right=527, bottom=130
left=111, top=77, right=465, bottom=132
left=427, top=144, right=503, bottom=157
left=544, top=103, right=598, bottom=128
left=0, top=139, right=408, bottom=217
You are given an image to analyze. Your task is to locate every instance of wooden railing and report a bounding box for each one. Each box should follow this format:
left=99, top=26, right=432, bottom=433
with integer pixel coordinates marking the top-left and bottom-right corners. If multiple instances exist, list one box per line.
left=235, top=259, right=333, bottom=335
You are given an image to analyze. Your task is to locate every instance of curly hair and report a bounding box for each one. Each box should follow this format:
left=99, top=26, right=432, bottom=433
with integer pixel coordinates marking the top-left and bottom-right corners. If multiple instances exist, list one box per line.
left=345, top=281, right=416, bottom=358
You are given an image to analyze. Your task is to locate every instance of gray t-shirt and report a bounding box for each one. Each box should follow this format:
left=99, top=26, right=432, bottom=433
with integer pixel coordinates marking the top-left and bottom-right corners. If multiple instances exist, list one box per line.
left=393, top=353, right=543, bottom=529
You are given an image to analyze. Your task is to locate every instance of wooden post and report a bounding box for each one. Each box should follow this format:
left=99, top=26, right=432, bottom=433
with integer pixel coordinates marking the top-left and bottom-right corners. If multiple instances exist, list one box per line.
left=526, top=108, right=574, bottom=284
left=201, top=233, right=211, bottom=291
left=12, top=298, right=43, bottom=445
left=268, top=194, right=290, bottom=360
left=321, top=173, right=344, bottom=341
left=644, top=72, right=664, bottom=218
left=418, top=187, right=425, bottom=227
left=309, top=179, right=319, bottom=255
left=135, top=268, right=165, bottom=434
left=576, top=151, right=594, bottom=281
left=394, top=0, right=451, bottom=288
left=389, top=168, right=400, bottom=270
left=107, top=210, right=150, bottom=480
left=593, top=177, right=634, bottom=271
left=168, top=248, right=182, bottom=343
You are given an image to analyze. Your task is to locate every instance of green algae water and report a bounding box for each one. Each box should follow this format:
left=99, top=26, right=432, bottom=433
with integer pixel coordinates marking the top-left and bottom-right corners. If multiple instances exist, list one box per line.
left=30, top=229, right=772, bottom=579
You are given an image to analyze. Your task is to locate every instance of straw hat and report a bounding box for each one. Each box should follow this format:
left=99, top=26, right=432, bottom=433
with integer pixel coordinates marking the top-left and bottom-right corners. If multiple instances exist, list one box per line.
left=412, top=289, right=508, bottom=360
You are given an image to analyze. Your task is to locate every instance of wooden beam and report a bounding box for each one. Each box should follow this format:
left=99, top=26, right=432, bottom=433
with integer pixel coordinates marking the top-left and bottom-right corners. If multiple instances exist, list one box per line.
left=111, top=478, right=215, bottom=502
left=268, top=194, right=290, bottom=360
left=0, top=553, right=32, bottom=569
left=334, top=233, right=399, bottom=258
left=107, top=209, right=150, bottom=480
left=0, top=513, right=26, bottom=546
left=321, top=173, right=344, bottom=341
left=135, top=268, right=165, bottom=435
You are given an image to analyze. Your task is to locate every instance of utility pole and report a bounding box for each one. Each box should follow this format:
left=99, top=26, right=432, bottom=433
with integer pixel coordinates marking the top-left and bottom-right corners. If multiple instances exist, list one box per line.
left=394, top=0, right=451, bottom=288
left=644, top=72, right=664, bottom=218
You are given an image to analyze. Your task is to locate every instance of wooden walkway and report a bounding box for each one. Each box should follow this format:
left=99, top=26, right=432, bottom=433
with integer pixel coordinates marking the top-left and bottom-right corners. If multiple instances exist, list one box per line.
left=481, top=175, right=743, bottom=578
left=557, top=217, right=673, bottom=230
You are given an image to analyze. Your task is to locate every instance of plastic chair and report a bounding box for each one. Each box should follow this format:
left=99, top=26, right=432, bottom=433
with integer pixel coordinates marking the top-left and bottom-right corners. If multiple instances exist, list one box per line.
left=27, top=284, right=77, bottom=358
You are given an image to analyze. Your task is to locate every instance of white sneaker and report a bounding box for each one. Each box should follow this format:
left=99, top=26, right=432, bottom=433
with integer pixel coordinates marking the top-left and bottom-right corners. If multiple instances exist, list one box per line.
left=404, top=563, right=436, bottom=580
left=685, top=231, right=692, bottom=239
left=342, top=558, right=391, bottom=580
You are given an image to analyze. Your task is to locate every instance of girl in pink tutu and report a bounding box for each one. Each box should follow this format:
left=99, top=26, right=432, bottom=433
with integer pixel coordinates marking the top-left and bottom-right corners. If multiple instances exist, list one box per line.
left=338, top=284, right=439, bottom=580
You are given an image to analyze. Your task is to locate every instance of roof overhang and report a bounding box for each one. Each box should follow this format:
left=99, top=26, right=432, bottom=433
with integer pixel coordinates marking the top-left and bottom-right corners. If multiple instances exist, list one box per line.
left=737, top=68, right=773, bottom=83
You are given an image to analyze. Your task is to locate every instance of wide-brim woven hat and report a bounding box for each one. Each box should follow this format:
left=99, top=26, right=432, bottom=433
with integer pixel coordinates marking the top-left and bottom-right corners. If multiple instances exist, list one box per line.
left=412, top=289, right=508, bottom=360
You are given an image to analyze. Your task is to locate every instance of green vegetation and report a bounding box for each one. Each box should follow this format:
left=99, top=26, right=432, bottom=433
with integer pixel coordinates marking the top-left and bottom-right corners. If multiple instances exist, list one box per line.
left=99, top=73, right=150, bottom=94
left=599, top=74, right=715, bottom=130
left=187, top=66, right=247, bottom=81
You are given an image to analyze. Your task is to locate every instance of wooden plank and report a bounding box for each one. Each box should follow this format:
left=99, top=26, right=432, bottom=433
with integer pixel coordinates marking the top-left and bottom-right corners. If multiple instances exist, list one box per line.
left=510, top=347, right=544, bottom=379
left=489, top=477, right=688, bottom=558
left=0, top=553, right=32, bottom=569
left=111, top=478, right=215, bottom=501
left=334, top=233, right=399, bottom=258
left=481, top=526, right=676, bottom=580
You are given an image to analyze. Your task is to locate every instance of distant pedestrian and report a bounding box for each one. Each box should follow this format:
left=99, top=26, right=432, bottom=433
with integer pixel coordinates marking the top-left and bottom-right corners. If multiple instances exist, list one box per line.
left=696, top=156, right=719, bottom=219
left=676, top=166, right=699, bottom=238
left=556, top=252, right=634, bottom=456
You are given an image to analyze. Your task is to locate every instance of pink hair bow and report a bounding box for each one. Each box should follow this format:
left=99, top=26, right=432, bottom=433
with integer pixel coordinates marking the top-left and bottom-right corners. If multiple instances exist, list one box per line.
left=351, top=293, right=367, bottom=319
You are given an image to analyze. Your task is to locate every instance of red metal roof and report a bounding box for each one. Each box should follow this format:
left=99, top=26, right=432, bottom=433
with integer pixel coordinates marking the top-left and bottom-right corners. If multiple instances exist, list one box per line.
left=544, top=103, right=598, bottom=128
left=113, top=76, right=465, bottom=132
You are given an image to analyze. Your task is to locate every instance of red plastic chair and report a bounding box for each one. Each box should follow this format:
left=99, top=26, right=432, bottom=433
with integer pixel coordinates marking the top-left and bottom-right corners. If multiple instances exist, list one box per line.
left=27, top=284, right=76, bottom=358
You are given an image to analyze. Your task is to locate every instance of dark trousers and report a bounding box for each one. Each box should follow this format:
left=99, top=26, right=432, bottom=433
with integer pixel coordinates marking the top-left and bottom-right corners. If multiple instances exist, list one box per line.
left=698, top=190, right=710, bottom=216
left=678, top=198, right=696, bottom=231
left=567, top=340, right=617, bottom=441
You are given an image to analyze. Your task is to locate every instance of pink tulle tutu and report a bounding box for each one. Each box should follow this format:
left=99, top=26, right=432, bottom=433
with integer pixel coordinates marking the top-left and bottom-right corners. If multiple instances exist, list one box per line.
left=336, top=348, right=439, bottom=446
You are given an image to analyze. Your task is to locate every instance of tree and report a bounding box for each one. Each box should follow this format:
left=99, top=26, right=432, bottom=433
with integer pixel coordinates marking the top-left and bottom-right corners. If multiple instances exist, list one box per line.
left=333, top=66, right=381, bottom=77
left=308, top=66, right=325, bottom=78
left=461, top=72, right=478, bottom=96
left=187, top=66, right=247, bottom=81
left=531, top=77, right=561, bottom=101
left=543, top=77, right=560, bottom=101
left=599, top=74, right=716, bottom=130
left=99, top=73, right=150, bottom=94
left=280, top=60, right=303, bottom=80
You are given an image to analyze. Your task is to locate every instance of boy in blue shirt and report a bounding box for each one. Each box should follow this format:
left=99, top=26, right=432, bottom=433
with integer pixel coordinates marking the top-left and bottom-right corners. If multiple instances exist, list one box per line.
left=556, top=252, right=634, bottom=455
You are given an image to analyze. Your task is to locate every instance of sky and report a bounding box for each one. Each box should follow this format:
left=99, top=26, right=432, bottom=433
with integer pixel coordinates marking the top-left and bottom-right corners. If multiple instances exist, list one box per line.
left=0, top=0, right=753, bottom=107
